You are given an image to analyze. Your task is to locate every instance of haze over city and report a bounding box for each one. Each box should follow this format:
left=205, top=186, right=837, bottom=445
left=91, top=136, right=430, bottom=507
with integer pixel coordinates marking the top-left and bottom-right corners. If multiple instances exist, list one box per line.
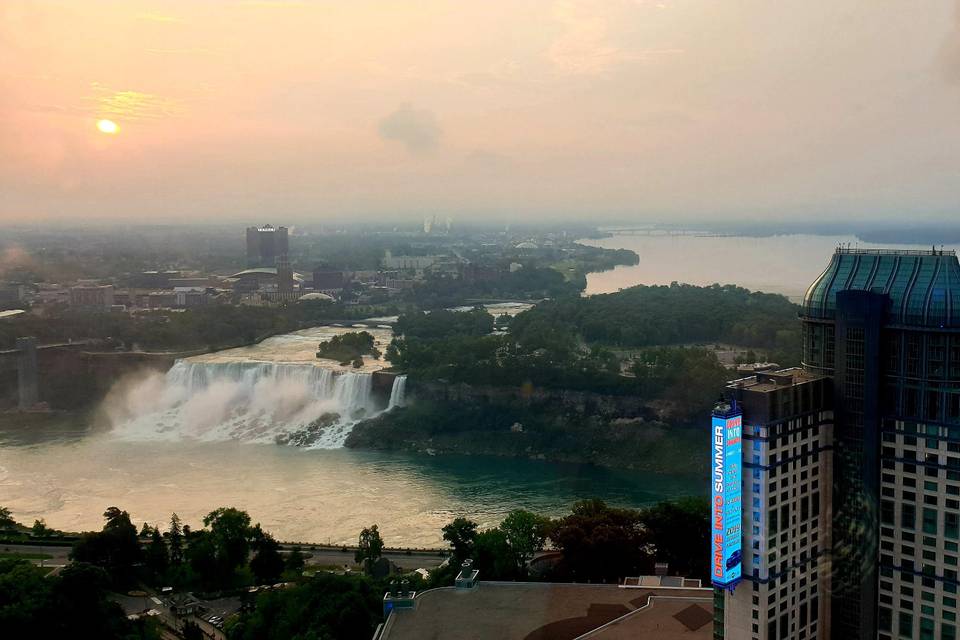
left=6, top=4, right=960, bottom=640
left=3, top=0, right=960, bottom=223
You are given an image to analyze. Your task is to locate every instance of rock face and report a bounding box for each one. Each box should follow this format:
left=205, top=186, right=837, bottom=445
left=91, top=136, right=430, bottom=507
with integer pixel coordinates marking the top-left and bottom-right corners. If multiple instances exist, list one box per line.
left=274, top=413, right=343, bottom=446
left=346, top=378, right=705, bottom=473
left=410, top=380, right=651, bottom=419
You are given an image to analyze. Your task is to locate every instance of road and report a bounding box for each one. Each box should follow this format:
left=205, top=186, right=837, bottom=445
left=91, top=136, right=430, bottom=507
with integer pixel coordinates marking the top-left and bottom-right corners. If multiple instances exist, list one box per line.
left=2, top=541, right=448, bottom=571
left=281, top=544, right=447, bottom=571
left=0, top=543, right=71, bottom=569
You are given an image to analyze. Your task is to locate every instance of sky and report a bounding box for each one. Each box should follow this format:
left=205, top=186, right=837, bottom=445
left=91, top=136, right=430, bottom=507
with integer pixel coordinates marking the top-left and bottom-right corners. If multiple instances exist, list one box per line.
left=2, top=0, right=960, bottom=225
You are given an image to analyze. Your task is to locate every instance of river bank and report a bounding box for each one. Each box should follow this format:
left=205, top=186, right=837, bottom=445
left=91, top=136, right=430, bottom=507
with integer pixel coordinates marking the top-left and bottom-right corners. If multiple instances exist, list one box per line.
left=346, top=394, right=706, bottom=474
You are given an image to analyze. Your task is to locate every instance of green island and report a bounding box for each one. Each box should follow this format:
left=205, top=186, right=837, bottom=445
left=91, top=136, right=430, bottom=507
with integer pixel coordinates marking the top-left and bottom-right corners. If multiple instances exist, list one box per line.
left=315, top=331, right=381, bottom=367
left=349, top=283, right=800, bottom=470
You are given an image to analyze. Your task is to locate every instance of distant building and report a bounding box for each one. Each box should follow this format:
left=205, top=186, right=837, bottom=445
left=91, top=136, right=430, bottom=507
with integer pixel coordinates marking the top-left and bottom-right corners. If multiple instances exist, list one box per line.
left=133, top=271, right=181, bottom=289
left=0, top=283, right=25, bottom=308
left=69, top=284, right=114, bottom=310
left=229, top=267, right=302, bottom=301
left=169, top=277, right=210, bottom=288
left=174, top=287, right=209, bottom=308
left=381, top=251, right=440, bottom=271
left=312, top=269, right=345, bottom=291
left=246, top=224, right=289, bottom=268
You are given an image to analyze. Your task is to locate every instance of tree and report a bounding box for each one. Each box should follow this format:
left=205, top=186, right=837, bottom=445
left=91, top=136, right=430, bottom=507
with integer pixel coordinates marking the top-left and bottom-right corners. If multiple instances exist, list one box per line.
left=0, top=506, right=17, bottom=530
left=499, top=510, right=549, bottom=576
left=473, top=529, right=517, bottom=580
left=231, top=573, right=382, bottom=640
left=182, top=621, right=203, bottom=640
left=249, top=526, right=285, bottom=585
left=550, top=499, right=652, bottom=583
left=285, top=546, right=305, bottom=575
left=441, top=518, right=478, bottom=563
left=31, top=519, right=51, bottom=537
left=641, top=497, right=710, bottom=581
left=354, top=525, right=384, bottom=573
left=71, top=506, right=142, bottom=587
left=0, top=558, right=154, bottom=639
left=147, top=528, right=169, bottom=581
left=203, top=507, right=252, bottom=584
left=139, top=522, right=153, bottom=538
left=186, top=531, right=217, bottom=588
left=168, top=513, right=184, bottom=565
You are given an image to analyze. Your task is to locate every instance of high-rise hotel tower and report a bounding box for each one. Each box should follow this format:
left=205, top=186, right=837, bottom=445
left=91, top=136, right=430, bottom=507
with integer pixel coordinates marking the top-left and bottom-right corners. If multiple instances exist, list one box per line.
left=714, top=248, right=960, bottom=640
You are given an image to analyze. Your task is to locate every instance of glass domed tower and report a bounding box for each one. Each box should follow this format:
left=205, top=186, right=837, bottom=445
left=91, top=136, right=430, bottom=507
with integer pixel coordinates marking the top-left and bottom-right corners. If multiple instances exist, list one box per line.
left=800, top=248, right=960, bottom=640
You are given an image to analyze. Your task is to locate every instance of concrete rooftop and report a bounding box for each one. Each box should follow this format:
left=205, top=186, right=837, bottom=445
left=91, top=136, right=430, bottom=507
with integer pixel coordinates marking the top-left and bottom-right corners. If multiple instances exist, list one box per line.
left=376, top=582, right=713, bottom=640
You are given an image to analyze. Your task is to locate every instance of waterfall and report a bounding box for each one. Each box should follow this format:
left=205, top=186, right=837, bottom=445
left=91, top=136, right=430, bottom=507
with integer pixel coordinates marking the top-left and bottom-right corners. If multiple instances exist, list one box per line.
left=388, top=375, right=407, bottom=409
left=110, top=360, right=380, bottom=448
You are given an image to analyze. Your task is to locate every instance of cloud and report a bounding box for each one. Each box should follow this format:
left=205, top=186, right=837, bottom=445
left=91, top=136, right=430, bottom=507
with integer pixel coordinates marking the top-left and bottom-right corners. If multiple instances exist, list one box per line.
left=547, top=0, right=681, bottom=75
left=83, top=85, right=184, bottom=122
left=377, top=104, right=442, bottom=154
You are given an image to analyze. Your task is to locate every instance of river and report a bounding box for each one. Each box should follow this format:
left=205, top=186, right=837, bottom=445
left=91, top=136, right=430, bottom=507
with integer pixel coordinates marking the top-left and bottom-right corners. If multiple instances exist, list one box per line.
left=0, top=419, right=700, bottom=546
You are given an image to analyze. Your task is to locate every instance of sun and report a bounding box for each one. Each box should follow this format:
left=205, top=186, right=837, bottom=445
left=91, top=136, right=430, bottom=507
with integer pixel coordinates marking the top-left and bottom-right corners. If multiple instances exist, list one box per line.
left=96, top=119, right=119, bottom=134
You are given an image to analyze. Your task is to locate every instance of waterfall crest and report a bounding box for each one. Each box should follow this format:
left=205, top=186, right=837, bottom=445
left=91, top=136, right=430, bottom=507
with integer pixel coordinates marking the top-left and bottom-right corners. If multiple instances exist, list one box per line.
left=110, top=360, right=381, bottom=448
left=388, top=375, right=407, bottom=409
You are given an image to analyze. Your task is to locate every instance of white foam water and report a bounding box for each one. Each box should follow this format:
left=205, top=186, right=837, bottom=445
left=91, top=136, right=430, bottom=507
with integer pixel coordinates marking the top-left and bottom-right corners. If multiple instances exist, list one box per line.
left=387, top=375, right=407, bottom=410
left=110, top=360, right=382, bottom=448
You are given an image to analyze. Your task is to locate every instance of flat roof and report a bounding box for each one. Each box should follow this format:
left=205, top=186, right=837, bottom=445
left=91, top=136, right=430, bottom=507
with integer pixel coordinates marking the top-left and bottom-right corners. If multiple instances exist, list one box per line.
left=377, top=582, right=712, bottom=640
left=727, top=367, right=826, bottom=393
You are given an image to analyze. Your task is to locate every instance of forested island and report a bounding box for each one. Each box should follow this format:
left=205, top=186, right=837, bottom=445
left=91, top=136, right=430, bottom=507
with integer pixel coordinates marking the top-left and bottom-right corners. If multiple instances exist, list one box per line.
left=349, top=283, right=800, bottom=470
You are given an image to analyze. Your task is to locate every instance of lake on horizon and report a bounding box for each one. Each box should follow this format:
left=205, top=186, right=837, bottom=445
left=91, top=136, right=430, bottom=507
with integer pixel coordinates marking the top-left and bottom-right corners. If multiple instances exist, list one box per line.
left=580, top=233, right=946, bottom=301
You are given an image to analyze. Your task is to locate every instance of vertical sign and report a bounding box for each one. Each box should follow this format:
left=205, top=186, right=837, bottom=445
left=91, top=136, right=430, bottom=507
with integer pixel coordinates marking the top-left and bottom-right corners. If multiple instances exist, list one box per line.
left=711, top=411, right=742, bottom=588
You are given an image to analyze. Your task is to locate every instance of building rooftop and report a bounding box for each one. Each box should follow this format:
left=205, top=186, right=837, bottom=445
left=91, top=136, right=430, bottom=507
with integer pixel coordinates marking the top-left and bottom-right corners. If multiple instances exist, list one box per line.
left=728, top=367, right=825, bottom=393
left=802, top=247, right=960, bottom=327
left=375, top=582, right=712, bottom=640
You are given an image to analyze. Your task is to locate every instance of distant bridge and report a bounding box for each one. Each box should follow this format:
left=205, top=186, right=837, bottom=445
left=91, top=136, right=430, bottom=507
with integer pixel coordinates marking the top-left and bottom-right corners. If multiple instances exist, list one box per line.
left=599, top=228, right=736, bottom=237
left=0, top=339, right=96, bottom=409
left=0, top=339, right=188, bottom=411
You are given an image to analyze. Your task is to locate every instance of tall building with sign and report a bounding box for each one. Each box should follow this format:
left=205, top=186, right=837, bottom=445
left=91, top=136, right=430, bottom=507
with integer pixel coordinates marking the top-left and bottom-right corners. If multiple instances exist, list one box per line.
left=246, top=224, right=289, bottom=268
left=713, top=247, right=960, bottom=640
left=713, top=370, right=834, bottom=640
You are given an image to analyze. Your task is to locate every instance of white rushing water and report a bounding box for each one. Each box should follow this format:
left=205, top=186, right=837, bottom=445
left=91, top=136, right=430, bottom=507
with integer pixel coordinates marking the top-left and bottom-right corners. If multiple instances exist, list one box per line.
left=387, top=374, right=407, bottom=410
left=110, top=360, right=397, bottom=448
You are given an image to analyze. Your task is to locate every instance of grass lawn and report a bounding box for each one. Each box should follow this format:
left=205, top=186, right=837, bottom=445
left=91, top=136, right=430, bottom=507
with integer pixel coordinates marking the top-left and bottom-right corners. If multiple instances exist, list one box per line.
left=0, top=552, right=54, bottom=560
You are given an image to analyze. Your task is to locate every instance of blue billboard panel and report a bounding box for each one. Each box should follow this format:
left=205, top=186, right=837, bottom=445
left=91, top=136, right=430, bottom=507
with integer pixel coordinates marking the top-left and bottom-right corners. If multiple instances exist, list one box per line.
left=711, top=412, right=742, bottom=588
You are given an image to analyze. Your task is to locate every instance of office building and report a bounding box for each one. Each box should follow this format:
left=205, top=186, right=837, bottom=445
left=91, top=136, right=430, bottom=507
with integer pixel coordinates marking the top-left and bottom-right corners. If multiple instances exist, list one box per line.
left=246, top=224, right=289, bottom=268
left=69, top=284, right=114, bottom=310
left=714, top=248, right=960, bottom=640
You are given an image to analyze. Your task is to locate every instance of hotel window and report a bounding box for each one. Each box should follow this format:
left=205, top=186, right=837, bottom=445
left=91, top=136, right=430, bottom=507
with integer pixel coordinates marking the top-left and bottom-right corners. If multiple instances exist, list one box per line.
left=904, top=504, right=917, bottom=530
left=882, top=500, right=896, bottom=525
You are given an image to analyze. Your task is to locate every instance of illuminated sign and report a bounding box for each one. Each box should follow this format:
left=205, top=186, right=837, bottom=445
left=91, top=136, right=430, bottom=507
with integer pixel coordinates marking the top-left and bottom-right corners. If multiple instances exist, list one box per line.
left=711, top=410, right=742, bottom=588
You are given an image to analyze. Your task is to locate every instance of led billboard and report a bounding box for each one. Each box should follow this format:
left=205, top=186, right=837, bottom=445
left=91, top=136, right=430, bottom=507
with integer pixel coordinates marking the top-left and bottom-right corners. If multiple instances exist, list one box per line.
left=711, top=411, right=742, bottom=588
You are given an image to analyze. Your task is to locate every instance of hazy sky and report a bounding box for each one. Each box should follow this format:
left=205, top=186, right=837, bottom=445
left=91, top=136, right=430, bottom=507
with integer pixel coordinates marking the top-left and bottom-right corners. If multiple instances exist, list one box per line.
left=2, top=1, right=960, bottom=224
